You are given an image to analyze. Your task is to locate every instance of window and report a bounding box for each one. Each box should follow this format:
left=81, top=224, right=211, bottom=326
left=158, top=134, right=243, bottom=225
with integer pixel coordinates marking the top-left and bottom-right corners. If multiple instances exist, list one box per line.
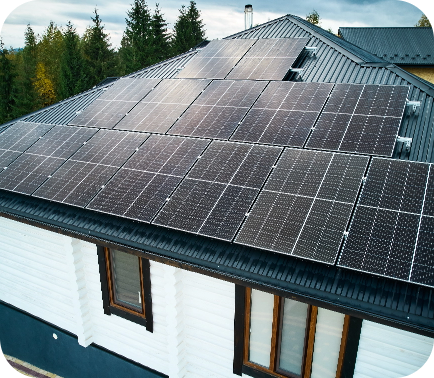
left=97, top=246, right=153, bottom=332
left=234, top=286, right=362, bottom=378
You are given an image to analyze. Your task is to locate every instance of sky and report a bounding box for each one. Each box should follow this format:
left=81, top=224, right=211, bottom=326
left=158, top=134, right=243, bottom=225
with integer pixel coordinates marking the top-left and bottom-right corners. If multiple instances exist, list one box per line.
left=0, top=0, right=433, bottom=49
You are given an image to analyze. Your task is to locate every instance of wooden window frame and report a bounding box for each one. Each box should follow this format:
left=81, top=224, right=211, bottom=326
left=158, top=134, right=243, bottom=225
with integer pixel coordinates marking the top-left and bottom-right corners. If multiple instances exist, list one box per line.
left=97, top=245, right=153, bottom=332
left=234, top=286, right=361, bottom=378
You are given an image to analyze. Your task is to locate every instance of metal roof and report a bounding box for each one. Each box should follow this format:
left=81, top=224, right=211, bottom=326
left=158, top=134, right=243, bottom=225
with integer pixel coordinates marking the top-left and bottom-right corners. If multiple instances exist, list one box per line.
left=339, top=27, right=434, bottom=66
left=1, top=14, right=434, bottom=332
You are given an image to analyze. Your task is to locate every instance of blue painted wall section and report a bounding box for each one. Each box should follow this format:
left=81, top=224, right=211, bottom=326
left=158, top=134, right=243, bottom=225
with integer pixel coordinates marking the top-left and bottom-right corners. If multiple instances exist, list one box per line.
left=0, top=301, right=167, bottom=378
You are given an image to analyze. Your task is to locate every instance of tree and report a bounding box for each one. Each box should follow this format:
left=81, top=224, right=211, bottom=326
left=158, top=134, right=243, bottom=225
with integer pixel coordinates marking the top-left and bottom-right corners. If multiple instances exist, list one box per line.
left=0, top=39, right=16, bottom=124
left=33, top=62, right=56, bottom=107
left=59, top=21, right=85, bottom=99
left=306, top=10, right=320, bottom=26
left=172, top=1, right=206, bottom=56
left=415, top=14, right=432, bottom=27
left=151, top=4, right=171, bottom=63
left=119, top=0, right=153, bottom=75
left=81, top=9, right=116, bottom=88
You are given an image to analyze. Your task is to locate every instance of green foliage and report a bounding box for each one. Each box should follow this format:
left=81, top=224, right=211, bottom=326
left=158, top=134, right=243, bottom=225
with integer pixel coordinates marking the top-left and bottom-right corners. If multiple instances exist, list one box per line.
left=306, top=10, right=320, bottom=26
left=0, top=39, right=16, bottom=124
left=151, top=4, right=171, bottom=63
left=415, top=14, right=432, bottom=27
left=172, top=1, right=206, bottom=56
left=59, top=21, right=85, bottom=99
left=81, top=9, right=116, bottom=88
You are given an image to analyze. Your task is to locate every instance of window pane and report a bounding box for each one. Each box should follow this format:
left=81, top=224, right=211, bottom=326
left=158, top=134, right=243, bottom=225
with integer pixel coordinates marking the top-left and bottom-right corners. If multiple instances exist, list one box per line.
left=310, top=308, right=345, bottom=378
left=279, top=299, right=309, bottom=375
left=111, top=249, right=142, bottom=310
left=249, top=289, right=274, bottom=367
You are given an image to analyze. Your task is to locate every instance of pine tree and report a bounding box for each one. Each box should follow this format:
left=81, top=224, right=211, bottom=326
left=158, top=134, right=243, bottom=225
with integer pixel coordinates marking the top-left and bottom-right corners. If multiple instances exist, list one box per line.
left=151, top=4, right=171, bottom=63
left=172, top=1, right=206, bottom=56
left=81, top=9, right=116, bottom=88
left=59, top=21, right=85, bottom=99
left=119, top=0, right=153, bottom=75
left=0, top=39, right=16, bottom=124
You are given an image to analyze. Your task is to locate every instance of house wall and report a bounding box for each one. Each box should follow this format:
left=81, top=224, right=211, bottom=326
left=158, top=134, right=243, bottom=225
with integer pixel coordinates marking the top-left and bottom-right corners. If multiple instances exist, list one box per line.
left=400, top=66, right=434, bottom=84
left=0, top=216, right=433, bottom=378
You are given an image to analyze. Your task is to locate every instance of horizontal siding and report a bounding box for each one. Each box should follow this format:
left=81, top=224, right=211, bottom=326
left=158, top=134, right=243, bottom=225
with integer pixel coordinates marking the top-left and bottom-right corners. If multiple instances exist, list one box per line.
left=0, top=217, right=77, bottom=334
left=354, top=320, right=433, bottom=378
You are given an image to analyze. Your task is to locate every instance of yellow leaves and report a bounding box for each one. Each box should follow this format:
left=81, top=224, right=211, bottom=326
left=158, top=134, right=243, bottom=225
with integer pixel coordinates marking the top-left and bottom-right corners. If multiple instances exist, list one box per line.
left=33, top=62, right=56, bottom=107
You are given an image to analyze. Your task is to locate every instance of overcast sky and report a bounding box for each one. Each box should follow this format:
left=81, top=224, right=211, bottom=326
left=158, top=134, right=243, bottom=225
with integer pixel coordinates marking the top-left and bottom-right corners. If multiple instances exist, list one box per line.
left=0, top=0, right=433, bottom=49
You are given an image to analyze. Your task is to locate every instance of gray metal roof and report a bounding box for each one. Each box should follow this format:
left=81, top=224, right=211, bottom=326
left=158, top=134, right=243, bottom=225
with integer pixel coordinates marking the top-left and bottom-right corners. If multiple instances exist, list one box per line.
left=339, top=27, right=434, bottom=66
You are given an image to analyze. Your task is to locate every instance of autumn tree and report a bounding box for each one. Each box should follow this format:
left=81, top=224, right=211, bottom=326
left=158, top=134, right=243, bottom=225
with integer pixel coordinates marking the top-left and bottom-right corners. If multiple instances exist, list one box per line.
left=415, top=14, right=432, bottom=27
left=306, top=10, right=320, bottom=26
left=172, top=1, right=206, bottom=55
left=0, top=39, right=16, bottom=123
left=59, top=21, right=85, bottom=99
left=81, top=9, right=116, bottom=88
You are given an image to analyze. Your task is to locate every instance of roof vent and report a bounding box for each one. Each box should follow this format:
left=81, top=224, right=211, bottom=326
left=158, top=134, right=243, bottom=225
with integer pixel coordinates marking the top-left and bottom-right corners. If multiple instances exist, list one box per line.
left=244, top=4, right=253, bottom=30
left=396, top=136, right=412, bottom=151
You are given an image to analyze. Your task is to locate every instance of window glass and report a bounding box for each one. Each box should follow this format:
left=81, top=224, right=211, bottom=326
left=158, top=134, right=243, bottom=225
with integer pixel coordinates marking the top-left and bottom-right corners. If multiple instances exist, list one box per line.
left=279, top=298, right=309, bottom=375
left=249, top=288, right=274, bottom=367
left=111, top=249, right=142, bottom=310
left=310, top=308, right=345, bottom=378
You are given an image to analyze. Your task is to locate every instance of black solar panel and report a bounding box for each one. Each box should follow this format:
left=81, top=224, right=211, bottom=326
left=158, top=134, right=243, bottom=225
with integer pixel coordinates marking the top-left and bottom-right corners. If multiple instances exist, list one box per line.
left=87, top=135, right=210, bottom=222
left=338, top=158, right=433, bottom=285
left=115, top=79, right=210, bottom=133
left=177, top=39, right=256, bottom=79
left=235, top=149, right=369, bottom=263
left=411, top=216, right=434, bottom=286
left=168, top=80, right=267, bottom=139
left=306, top=84, right=409, bottom=156
left=0, top=122, right=53, bottom=153
left=231, top=82, right=333, bottom=147
left=0, top=150, right=22, bottom=169
left=69, top=79, right=160, bottom=128
left=226, top=38, right=309, bottom=80
left=153, top=141, right=281, bottom=241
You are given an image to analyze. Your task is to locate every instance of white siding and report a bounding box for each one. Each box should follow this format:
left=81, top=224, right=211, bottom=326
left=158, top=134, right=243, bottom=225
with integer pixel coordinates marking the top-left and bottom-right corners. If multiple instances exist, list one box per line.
left=354, top=320, right=434, bottom=378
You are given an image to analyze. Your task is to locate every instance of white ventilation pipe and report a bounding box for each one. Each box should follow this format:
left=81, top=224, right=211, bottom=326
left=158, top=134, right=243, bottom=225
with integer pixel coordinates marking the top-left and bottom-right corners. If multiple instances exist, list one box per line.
left=245, top=4, right=253, bottom=30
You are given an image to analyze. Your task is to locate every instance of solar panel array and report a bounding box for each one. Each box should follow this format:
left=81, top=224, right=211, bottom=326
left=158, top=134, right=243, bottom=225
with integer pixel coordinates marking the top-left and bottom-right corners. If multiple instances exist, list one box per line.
left=168, top=80, right=267, bottom=139
left=227, top=38, right=309, bottom=80
left=230, top=82, right=333, bottom=146
left=338, top=159, right=434, bottom=286
left=235, top=149, right=369, bottom=263
left=70, top=78, right=160, bottom=128
left=115, top=79, right=210, bottom=133
left=176, top=39, right=256, bottom=79
left=0, top=40, right=421, bottom=286
left=306, top=84, right=409, bottom=156
left=153, top=141, right=281, bottom=241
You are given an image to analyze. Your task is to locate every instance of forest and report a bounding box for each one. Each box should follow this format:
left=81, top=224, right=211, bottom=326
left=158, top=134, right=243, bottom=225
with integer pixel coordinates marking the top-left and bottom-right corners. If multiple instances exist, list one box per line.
left=0, top=0, right=206, bottom=125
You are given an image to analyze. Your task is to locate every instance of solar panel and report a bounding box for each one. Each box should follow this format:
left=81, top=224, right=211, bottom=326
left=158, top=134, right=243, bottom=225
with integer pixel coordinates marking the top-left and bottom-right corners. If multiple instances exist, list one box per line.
left=33, top=130, right=149, bottom=206
left=87, top=135, right=210, bottom=222
left=0, top=122, right=53, bottom=153
left=338, top=158, right=433, bottom=285
left=226, top=38, right=309, bottom=80
left=306, top=84, right=409, bottom=156
left=153, top=141, right=281, bottom=241
left=69, top=78, right=160, bottom=128
left=115, top=79, right=210, bottom=133
left=231, top=82, right=333, bottom=147
left=168, top=80, right=267, bottom=139
left=235, top=149, right=369, bottom=264
left=176, top=39, right=256, bottom=79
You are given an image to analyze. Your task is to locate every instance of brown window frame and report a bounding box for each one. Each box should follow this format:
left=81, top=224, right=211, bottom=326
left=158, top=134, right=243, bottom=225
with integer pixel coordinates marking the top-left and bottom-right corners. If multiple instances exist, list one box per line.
left=235, top=286, right=360, bottom=378
left=97, top=245, right=153, bottom=332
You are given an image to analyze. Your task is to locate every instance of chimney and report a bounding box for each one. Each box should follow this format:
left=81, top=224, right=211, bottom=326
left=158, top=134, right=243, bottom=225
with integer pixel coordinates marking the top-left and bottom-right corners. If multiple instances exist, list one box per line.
left=244, top=4, right=253, bottom=30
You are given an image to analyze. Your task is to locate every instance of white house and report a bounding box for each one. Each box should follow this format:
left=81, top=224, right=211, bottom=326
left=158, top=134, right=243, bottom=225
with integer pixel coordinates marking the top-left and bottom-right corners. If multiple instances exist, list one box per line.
left=0, top=15, right=433, bottom=378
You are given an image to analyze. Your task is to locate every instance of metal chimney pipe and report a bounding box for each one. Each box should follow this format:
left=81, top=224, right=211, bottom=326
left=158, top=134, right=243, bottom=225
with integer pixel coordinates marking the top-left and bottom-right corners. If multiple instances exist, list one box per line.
left=245, top=4, right=253, bottom=30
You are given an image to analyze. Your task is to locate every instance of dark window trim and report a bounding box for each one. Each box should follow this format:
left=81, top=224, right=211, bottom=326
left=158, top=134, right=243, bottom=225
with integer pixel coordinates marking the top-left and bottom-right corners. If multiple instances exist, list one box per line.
left=234, top=285, right=361, bottom=378
left=97, top=245, right=153, bottom=332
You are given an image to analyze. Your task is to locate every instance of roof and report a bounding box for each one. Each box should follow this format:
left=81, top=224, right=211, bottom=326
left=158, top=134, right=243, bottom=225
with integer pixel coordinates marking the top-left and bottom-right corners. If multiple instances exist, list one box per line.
left=1, top=14, right=434, bottom=336
left=339, top=27, right=434, bottom=66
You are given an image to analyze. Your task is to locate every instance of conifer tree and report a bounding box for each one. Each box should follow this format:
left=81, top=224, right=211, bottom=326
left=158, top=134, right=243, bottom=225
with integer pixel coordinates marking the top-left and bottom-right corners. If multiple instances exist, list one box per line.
left=151, top=4, right=170, bottom=63
left=81, top=9, right=116, bottom=88
left=0, top=39, right=16, bottom=124
left=172, top=1, right=206, bottom=56
left=59, top=21, right=85, bottom=99
left=119, top=0, right=153, bottom=75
